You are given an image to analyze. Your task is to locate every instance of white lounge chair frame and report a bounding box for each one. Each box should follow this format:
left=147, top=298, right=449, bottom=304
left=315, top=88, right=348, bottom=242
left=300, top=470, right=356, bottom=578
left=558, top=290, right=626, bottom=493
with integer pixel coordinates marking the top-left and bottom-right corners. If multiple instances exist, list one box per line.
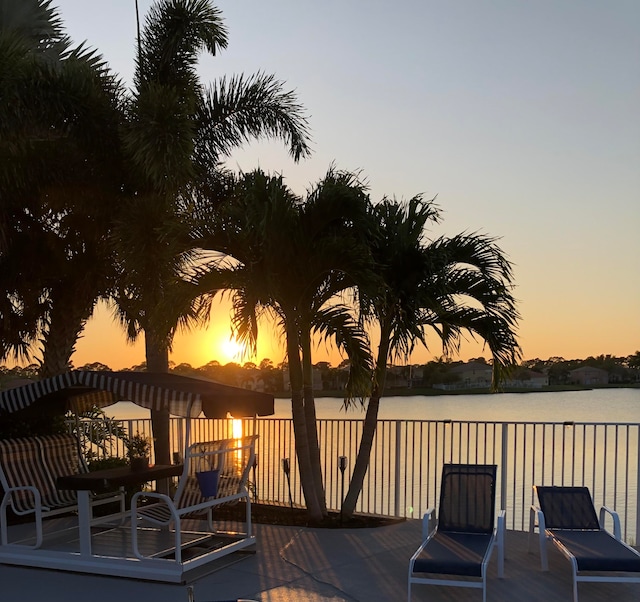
left=408, top=464, right=505, bottom=602
left=529, top=485, right=640, bottom=602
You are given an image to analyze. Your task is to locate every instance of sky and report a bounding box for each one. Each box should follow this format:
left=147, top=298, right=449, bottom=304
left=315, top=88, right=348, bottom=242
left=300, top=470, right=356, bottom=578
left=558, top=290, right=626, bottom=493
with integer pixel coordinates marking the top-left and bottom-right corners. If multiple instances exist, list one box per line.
left=28, top=0, right=640, bottom=370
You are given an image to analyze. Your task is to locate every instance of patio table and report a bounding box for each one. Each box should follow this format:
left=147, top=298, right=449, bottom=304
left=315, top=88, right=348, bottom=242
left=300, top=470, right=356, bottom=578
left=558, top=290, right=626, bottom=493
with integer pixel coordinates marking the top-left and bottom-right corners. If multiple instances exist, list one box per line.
left=57, top=464, right=183, bottom=556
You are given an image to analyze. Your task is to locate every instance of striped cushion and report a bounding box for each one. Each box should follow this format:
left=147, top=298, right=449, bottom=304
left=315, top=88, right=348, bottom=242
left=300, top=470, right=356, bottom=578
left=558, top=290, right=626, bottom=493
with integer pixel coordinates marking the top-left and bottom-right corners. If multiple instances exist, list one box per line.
left=0, top=437, right=58, bottom=513
left=37, top=434, right=85, bottom=507
left=137, top=435, right=257, bottom=524
left=0, top=434, right=88, bottom=514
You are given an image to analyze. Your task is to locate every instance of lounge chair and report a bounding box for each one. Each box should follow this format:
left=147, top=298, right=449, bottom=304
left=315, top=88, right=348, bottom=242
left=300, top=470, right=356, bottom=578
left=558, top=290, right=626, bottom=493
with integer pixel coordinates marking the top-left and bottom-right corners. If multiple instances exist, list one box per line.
left=408, top=464, right=505, bottom=602
left=529, top=485, right=640, bottom=602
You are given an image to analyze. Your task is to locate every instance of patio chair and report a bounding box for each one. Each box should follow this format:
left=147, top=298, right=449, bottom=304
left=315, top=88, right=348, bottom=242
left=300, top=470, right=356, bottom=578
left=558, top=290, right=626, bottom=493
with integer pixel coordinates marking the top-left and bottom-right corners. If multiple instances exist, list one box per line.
left=131, top=435, right=257, bottom=563
left=408, top=464, right=505, bottom=602
left=529, top=485, right=640, bottom=602
left=0, top=434, right=124, bottom=549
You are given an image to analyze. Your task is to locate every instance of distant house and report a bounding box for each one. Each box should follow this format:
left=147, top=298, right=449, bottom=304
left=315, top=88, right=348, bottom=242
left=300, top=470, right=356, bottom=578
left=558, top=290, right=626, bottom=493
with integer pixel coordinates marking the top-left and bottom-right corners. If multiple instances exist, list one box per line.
left=239, top=370, right=266, bottom=392
left=409, top=364, right=424, bottom=388
left=504, top=369, right=548, bottom=389
left=569, top=366, right=609, bottom=386
left=383, top=364, right=425, bottom=388
left=282, top=367, right=323, bottom=391
left=445, top=361, right=493, bottom=390
left=385, top=365, right=410, bottom=388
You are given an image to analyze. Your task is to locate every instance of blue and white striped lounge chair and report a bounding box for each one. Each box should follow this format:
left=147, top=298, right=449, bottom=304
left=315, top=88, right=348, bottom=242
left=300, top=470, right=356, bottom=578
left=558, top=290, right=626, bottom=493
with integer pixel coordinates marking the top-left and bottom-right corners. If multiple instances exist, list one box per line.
left=530, top=485, right=640, bottom=602
left=408, top=464, right=505, bottom=602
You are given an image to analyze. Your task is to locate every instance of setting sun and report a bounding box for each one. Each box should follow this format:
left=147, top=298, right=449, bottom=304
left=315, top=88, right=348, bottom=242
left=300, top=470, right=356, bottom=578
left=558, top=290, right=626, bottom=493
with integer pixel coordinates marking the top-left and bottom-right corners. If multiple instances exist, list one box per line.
left=220, top=338, right=246, bottom=363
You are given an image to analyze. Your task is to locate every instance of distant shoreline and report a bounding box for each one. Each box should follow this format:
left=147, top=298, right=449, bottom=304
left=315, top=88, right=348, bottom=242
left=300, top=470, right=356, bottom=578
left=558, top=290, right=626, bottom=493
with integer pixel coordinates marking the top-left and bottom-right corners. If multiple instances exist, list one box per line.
left=273, top=383, right=640, bottom=399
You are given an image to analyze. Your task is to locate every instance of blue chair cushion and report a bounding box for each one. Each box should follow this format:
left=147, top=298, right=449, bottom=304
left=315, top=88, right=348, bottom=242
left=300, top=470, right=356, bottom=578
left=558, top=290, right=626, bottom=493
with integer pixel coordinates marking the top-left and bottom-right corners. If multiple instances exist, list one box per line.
left=551, top=530, right=640, bottom=573
left=412, top=532, right=493, bottom=577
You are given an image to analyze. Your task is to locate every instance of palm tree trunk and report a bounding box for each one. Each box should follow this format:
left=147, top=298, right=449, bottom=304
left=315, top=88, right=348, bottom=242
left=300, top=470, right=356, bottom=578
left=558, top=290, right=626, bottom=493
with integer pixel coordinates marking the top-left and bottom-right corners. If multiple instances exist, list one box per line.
left=300, top=328, right=327, bottom=515
left=341, top=322, right=391, bottom=518
left=286, top=322, right=323, bottom=522
left=144, top=332, right=172, bottom=469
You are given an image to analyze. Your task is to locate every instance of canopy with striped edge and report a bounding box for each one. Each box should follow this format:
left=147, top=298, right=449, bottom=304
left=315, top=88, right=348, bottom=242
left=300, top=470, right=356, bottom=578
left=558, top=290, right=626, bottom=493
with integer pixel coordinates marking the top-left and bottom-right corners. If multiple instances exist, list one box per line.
left=0, top=370, right=274, bottom=418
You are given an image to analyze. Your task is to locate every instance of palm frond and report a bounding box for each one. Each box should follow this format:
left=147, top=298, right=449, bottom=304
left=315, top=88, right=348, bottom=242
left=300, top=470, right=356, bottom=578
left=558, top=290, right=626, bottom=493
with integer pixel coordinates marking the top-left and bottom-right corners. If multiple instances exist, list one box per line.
left=0, top=0, right=66, bottom=56
left=123, top=82, right=196, bottom=191
left=136, top=0, right=228, bottom=87
left=311, top=304, right=372, bottom=400
left=197, top=72, right=311, bottom=163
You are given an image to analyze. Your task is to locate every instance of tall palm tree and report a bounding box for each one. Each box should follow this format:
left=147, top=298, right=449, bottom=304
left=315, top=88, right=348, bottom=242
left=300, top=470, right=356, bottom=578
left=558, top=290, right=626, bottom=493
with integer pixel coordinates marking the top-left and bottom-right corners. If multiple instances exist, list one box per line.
left=192, top=167, right=373, bottom=521
left=0, top=0, right=125, bottom=376
left=340, top=196, right=521, bottom=517
left=114, top=0, right=311, bottom=466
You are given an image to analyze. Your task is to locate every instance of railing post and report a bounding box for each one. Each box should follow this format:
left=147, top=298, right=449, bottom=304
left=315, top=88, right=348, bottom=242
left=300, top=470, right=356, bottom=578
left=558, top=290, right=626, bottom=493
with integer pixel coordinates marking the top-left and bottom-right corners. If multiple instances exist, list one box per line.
left=395, top=421, right=402, bottom=517
left=636, top=426, right=640, bottom=545
left=501, top=423, right=508, bottom=515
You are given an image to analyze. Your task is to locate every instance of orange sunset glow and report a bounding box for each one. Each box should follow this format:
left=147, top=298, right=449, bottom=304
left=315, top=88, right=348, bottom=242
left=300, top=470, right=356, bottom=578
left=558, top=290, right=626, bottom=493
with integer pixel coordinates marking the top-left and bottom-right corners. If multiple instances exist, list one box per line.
left=3, top=1, right=638, bottom=375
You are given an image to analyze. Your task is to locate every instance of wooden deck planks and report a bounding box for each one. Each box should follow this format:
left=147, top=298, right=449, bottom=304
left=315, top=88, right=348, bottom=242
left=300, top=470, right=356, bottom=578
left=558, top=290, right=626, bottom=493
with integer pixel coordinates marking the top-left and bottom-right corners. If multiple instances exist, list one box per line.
left=1, top=516, right=638, bottom=601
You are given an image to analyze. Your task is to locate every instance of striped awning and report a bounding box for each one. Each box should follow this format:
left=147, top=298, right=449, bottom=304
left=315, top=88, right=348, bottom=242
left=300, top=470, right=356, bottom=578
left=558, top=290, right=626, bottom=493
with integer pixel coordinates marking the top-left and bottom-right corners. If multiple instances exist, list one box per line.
left=0, top=370, right=274, bottom=418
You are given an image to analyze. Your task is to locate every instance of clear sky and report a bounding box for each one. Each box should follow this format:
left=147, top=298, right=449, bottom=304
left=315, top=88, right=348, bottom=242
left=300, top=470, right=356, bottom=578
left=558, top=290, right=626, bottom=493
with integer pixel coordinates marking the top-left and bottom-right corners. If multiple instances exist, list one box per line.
left=39, top=1, right=640, bottom=370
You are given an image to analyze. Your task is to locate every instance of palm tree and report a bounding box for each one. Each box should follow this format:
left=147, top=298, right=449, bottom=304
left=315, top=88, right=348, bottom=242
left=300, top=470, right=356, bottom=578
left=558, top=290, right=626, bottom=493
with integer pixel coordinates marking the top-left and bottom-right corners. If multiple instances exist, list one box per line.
left=340, top=196, right=521, bottom=517
left=113, top=0, right=311, bottom=466
left=192, top=167, right=373, bottom=521
left=0, top=0, right=124, bottom=376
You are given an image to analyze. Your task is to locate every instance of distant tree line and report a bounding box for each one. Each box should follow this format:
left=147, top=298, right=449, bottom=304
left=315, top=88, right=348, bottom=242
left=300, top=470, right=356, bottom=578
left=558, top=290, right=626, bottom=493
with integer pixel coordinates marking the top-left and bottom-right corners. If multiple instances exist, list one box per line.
left=3, top=351, right=638, bottom=393
left=520, top=353, right=640, bottom=385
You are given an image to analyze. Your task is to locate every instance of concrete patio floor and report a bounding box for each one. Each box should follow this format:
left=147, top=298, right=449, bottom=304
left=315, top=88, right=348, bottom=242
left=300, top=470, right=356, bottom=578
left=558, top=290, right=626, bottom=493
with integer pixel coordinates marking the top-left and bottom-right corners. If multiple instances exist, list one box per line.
left=1, top=519, right=638, bottom=601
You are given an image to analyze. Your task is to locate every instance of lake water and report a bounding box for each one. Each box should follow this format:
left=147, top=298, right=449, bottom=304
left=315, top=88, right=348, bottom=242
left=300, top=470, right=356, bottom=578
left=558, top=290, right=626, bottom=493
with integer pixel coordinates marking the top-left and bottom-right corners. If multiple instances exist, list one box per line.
left=109, top=387, right=640, bottom=423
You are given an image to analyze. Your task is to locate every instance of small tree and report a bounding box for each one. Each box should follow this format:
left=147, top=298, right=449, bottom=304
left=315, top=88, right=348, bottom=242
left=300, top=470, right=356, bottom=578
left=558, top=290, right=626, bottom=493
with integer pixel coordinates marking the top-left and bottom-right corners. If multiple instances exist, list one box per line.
left=69, top=407, right=129, bottom=463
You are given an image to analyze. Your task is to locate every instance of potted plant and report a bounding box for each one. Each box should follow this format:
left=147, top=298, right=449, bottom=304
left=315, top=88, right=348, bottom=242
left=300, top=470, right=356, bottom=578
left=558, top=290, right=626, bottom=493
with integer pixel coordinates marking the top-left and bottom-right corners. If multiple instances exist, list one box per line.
left=126, top=432, right=151, bottom=472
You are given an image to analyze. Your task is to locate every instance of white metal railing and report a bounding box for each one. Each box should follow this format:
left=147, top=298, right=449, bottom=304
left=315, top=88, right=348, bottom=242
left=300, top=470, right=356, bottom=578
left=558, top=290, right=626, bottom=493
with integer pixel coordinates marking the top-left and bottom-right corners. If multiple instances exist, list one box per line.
left=74, top=417, right=640, bottom=544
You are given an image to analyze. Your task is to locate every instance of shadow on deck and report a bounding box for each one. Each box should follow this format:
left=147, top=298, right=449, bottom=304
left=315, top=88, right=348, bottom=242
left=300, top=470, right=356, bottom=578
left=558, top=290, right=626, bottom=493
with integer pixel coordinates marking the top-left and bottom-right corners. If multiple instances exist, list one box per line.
left=0, top=518, right=638, bottom=601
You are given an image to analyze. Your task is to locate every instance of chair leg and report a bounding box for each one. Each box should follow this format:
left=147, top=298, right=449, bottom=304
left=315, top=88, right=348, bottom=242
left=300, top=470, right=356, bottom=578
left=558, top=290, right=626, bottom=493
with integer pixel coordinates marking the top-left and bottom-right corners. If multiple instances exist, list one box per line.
left=497, top=511, right=505, bottom=578
left=130, top=513, right=142, bottom=560
left=539, top=529, right=549, bottom=571
left=528, top=506, right=536, bottom=553
left=538, top=533, right=549, bottom=570
left=245, top=495, right=253, bottom=537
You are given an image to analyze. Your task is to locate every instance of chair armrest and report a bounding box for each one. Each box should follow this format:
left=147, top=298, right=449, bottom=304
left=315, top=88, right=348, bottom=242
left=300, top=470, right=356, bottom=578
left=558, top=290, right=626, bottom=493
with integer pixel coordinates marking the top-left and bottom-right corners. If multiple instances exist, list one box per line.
left=1, top=486, right=44, bottom=548
left=130, top=491, right=181, bottom=560
left=529, top=505, right=545, bottom=534
left=599, top=505, right=622, bottom=540
left=131, top=490, right=173, bottom=507
left=422, top=508, right=435, bottom=540
left=131, top=490, right=181, bottom=524
left=529, top=505, right=549, bottom=570
left=1, top=485, right=46, bottom=514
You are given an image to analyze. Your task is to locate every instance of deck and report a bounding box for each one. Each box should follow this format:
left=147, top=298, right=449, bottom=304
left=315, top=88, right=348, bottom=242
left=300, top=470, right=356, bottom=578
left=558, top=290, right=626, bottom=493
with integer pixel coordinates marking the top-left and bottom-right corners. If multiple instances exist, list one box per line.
left=1, top=516, right=638, bottom=601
